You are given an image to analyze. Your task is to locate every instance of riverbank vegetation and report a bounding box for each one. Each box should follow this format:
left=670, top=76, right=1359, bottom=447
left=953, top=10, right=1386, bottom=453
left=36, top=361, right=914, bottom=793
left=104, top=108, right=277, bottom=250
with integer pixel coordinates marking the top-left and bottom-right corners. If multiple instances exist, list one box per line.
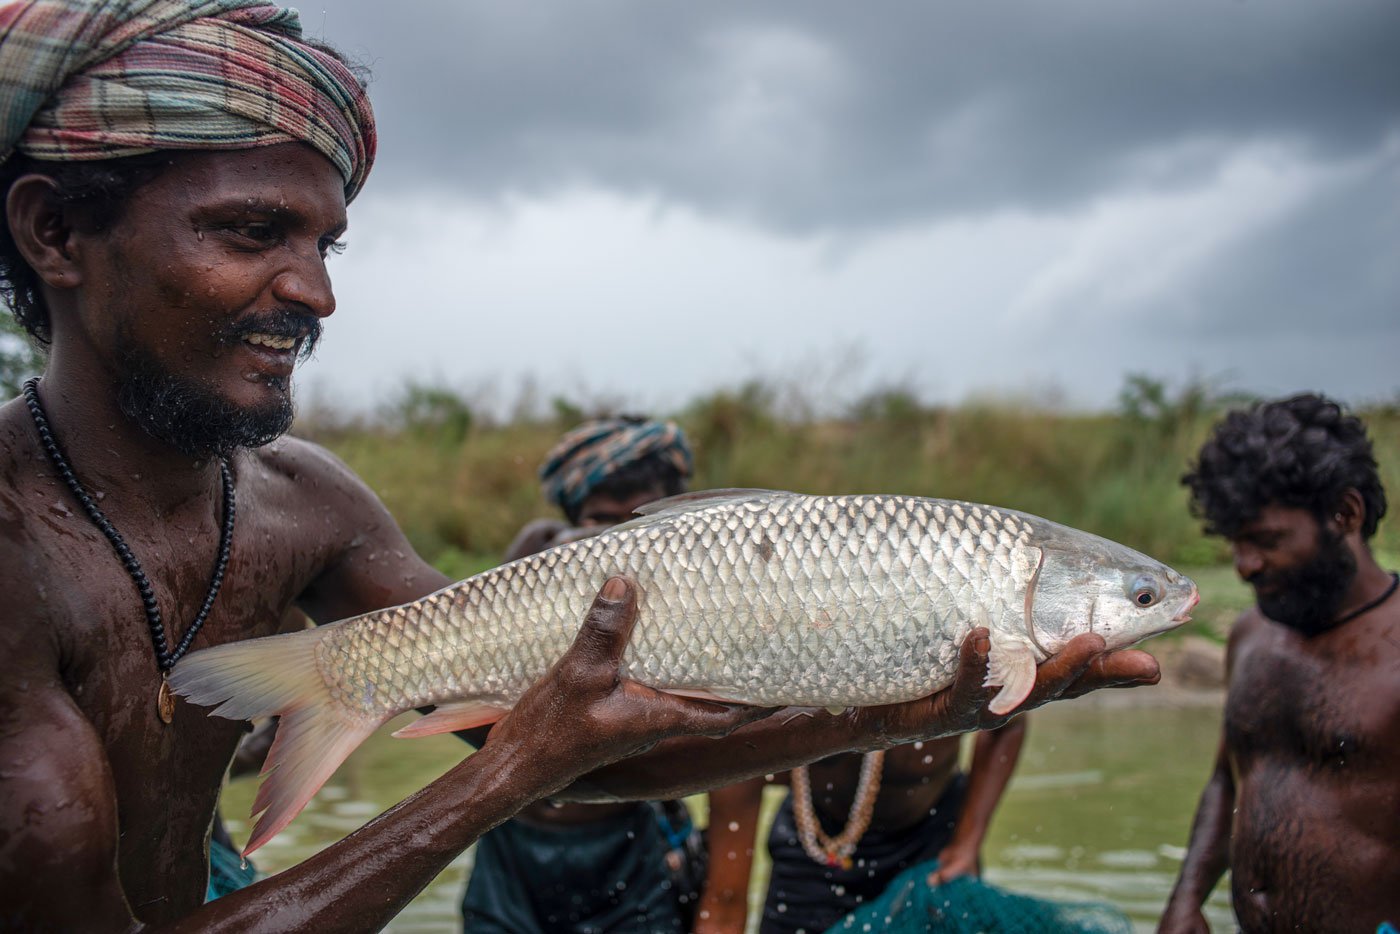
left=299, top=374, right=1400, bottom=639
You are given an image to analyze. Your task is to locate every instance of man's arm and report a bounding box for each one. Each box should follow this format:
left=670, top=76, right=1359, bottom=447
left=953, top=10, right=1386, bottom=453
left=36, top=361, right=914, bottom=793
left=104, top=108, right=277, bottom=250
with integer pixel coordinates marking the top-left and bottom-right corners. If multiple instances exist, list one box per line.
left=0, top=662, right=135, bottom=926
left=696, top=776, right=769, bottom=934
left=1158, top=732, right=1234, bottom=933
left=929, top=717, right=1028, bottom=884
left=1159, top=616, right=1250, bottom=934
left=2, top=583, right=767, bottom=932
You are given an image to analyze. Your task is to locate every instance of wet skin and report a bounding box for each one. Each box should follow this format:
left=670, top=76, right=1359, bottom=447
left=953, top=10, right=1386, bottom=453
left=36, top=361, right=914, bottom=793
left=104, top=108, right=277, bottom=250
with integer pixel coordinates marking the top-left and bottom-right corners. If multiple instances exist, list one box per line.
left=1160, top=501, right=1400, bottom=933
left=0, top=143, right=1159, bottom=931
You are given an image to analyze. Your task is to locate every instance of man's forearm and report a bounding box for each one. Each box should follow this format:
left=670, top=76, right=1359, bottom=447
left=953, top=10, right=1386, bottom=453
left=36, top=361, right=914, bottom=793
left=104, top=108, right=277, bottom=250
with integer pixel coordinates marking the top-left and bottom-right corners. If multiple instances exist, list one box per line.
left=558, top=707, right=865, bottom=801
left=1166, top=769, right=1233, bottom=911
left=949, top=719, right=1026, bottom=848
left=160, top=743, right=546, bottom=934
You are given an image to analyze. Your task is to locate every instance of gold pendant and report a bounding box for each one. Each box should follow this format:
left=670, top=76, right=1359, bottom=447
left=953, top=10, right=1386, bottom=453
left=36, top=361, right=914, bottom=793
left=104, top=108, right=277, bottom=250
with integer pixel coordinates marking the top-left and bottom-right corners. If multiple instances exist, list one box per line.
left=158, top=678, right=175, bottom=724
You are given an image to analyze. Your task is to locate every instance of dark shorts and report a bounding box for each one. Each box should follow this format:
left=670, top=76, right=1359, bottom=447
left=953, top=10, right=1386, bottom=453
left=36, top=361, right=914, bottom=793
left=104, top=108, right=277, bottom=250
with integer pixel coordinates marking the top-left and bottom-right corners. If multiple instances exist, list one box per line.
left=461, top=802, right=694, bottom=934
left=760, top=772, right=969, bottom=934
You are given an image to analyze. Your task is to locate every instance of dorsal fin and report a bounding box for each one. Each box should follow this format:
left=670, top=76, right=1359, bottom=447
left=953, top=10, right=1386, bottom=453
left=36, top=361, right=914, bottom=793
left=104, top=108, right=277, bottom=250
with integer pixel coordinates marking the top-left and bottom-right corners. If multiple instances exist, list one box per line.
left=612, top=488, right=795, bottom=532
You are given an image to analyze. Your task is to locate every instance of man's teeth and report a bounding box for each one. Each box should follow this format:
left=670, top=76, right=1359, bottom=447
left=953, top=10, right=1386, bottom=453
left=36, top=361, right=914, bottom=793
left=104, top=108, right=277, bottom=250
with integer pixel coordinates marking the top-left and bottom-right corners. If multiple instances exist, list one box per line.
left=244, top=333, right=297, bottom=350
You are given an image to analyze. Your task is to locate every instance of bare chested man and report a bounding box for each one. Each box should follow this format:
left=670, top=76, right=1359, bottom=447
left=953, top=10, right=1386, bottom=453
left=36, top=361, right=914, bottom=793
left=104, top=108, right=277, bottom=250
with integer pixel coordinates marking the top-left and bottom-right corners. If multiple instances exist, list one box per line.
left=1161, top=394, right=1399, bottom=933
left=0, top=2, right=1159, bottom=929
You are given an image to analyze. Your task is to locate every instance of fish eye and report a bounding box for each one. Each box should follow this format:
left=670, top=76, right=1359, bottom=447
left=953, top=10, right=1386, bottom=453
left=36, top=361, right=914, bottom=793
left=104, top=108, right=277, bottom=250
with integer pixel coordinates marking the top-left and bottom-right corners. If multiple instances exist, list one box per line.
left=1130, top=575, right=1160, bottom=608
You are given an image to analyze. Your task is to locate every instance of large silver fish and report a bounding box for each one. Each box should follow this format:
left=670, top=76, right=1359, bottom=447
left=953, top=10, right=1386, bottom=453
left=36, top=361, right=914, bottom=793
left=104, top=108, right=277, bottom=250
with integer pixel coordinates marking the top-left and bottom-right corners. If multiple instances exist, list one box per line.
left=172, top=489, right=1197, bottom=852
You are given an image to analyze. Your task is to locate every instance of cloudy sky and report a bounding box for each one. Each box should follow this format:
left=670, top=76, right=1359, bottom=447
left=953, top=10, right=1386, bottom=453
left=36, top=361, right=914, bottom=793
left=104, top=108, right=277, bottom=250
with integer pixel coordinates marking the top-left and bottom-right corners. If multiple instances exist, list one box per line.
left=296, top=0, right=1399, bottom=416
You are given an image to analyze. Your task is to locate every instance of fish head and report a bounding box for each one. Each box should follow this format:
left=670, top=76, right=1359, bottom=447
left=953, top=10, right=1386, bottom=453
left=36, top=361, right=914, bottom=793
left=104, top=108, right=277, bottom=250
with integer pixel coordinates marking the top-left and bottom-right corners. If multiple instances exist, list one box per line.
left=1028, top=529, right=1198, bottom=654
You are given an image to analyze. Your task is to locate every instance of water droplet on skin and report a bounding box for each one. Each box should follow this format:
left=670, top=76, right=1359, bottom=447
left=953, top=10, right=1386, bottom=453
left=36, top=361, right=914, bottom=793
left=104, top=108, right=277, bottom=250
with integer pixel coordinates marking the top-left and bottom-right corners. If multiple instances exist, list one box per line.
left=727, top=821, right=740, bottom=832
left=913, top=741, right=923, bottom=750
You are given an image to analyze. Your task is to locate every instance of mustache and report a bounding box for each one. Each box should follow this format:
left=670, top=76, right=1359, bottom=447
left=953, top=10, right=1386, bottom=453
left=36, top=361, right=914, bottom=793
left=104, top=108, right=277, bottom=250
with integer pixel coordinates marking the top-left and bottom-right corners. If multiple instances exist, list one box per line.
left=219, top=310, right=324, bottom=361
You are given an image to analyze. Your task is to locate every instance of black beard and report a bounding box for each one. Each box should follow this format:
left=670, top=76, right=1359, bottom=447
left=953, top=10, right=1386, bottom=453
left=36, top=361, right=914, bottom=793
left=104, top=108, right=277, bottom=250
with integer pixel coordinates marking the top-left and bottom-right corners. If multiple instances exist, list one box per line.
left=114, top=335, right=295, bottom=460
left=1252, top=526, right=1357, bottom=637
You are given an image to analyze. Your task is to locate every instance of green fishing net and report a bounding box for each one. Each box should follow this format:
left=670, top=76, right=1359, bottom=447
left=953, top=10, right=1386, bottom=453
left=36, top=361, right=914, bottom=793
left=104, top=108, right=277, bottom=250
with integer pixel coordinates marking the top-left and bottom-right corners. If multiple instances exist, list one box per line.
left=825, top=861, right=1134, bottom=934
left=206, top=837, right=258, bottom=902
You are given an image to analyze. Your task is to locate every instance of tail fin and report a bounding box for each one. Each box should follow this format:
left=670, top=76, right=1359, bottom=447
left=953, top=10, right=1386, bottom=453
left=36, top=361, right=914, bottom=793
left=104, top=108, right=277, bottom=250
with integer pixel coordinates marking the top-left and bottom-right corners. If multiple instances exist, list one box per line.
left=169, top=629, right=385, bottom=855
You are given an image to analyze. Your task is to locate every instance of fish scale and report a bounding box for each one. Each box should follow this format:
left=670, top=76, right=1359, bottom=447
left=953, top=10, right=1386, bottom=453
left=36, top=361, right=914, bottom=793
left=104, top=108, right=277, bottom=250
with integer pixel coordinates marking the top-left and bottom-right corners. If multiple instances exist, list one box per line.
left=171, top=487, right=1194, bottom=854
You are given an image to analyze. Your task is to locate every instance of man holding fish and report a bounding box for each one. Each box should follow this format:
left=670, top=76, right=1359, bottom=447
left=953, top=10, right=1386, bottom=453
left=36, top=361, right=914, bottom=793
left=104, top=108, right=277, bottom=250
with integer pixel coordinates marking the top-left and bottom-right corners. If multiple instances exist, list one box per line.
left=0, top=1, right=1167, bottom=930
left=1162, top=394, right=1399, bottom=934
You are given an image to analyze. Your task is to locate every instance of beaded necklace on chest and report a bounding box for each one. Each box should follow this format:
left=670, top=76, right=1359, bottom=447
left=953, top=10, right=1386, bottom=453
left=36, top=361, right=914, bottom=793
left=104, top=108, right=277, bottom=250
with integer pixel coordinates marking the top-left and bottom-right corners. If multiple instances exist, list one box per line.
left=790, top=749, right=885, bottom=869
left=23, top=378, right=236, bottom=724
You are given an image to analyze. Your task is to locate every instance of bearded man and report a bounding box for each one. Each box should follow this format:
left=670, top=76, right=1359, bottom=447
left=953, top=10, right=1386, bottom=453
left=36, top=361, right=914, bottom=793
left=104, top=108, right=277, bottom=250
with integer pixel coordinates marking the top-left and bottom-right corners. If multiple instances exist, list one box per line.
left=1161, top=394, right=1399, bottom=933
left=0, top=2, right=1157, bottom=929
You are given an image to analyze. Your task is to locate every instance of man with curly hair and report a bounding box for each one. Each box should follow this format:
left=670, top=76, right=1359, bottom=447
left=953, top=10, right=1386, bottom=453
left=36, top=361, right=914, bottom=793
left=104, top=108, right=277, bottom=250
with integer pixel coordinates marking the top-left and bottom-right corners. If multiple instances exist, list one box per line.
left=1161, top=393, right=1399, bottom=933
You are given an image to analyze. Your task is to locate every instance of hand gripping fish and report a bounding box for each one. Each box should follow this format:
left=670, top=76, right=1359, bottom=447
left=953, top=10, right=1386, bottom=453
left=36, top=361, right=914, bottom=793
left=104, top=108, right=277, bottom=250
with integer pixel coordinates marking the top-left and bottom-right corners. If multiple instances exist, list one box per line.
left=171, top=489, right=1197, bottom=853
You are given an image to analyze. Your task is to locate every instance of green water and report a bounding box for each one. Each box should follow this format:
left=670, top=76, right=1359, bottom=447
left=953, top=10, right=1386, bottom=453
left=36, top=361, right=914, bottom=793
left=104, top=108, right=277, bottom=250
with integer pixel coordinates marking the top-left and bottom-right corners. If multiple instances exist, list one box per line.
left=220, top=697, right=1233, bottom=932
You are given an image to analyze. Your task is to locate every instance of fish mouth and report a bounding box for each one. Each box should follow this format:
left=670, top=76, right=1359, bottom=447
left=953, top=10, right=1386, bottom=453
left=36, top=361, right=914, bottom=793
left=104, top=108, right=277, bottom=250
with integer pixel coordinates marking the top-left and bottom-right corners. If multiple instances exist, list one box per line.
left=1171, top=586, right=1200, bottom=623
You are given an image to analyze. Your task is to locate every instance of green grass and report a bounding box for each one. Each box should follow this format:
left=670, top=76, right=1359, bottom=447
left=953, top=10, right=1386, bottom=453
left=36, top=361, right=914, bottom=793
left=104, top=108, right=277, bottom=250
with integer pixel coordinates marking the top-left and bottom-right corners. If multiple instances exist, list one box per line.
left=298, top=388, right=1400, bottom=579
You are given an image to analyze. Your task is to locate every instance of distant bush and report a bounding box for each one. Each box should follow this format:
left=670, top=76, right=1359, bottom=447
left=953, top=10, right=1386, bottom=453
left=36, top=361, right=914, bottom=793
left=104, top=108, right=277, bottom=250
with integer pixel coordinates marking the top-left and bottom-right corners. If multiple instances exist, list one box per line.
left=310, top=375, right=1400, bottom=573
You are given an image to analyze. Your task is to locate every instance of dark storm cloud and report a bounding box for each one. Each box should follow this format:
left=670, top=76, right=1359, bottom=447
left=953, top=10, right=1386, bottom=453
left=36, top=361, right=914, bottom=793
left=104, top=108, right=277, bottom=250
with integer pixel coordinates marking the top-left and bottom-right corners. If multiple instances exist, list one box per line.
left=1172, top=147, right=1400, bottom=338
left=316, top=0, right=1400, bottom=230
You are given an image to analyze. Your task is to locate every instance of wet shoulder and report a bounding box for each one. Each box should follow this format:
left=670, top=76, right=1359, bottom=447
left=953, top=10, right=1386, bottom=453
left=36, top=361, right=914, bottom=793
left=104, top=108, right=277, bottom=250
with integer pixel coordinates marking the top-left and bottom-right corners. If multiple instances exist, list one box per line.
left=0, top=407, right=66, bottom=674
left=0, top=399, right=82, bottom=617
left=238, top=436, right=383, bottom=521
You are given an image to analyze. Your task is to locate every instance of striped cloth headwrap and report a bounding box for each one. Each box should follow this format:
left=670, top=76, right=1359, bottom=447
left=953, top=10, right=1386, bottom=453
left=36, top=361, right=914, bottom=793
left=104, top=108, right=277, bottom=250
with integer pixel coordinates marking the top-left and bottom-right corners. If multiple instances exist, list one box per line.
left=0, top=0, right=375, bottom=199
left=540, top=417, right=694, bottom=514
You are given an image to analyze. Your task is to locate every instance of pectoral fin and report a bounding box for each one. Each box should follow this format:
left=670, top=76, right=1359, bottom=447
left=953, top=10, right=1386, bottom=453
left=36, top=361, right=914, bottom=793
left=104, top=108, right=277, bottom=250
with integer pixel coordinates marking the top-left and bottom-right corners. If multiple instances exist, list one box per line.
left=984, top=640, right=1038, bottom=715
left=392, top=700, right=510, bottom=738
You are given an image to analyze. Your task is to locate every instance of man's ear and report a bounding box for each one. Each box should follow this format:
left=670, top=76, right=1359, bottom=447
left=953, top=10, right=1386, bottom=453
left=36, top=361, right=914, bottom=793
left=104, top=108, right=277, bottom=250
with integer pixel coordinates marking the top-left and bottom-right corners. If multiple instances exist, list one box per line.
left=1333, top=488, right=1365, bottom=536
left=5, top=173, right=85, bottom=289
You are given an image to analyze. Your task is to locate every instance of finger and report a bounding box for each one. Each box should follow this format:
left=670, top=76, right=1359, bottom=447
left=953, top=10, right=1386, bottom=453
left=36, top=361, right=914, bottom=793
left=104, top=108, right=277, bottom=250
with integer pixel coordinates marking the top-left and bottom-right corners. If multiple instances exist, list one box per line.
left=1065, top=648, right=1161, bottom=697
left=620, top=682, right=779, bottom=738
left=1022, top=632, right=1104, bottom=708
left=566, top=576, right=639, bottom=670
left=942, top=628, right=996, bottom=721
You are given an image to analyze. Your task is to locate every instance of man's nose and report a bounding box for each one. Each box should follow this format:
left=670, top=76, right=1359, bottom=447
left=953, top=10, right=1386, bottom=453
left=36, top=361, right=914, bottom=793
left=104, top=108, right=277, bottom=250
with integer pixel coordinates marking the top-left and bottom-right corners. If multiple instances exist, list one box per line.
left=271, top=249, right=336, bottom=318
left=1233, top=545, right=1263, bottom=581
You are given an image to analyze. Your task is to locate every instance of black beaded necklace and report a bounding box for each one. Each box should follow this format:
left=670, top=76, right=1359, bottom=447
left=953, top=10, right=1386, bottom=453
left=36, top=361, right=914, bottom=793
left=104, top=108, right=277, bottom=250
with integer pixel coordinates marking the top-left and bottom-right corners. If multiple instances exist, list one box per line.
left=1331, top=571, right=1399, bottom=628
left=23, top=377, right=236, bottom=723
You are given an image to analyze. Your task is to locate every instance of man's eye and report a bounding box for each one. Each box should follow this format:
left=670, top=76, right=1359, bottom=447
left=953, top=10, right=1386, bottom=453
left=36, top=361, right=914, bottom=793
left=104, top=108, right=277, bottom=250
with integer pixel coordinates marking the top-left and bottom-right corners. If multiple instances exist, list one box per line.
left=320, top=238, right=348, bottom=257
left=229, top=224, right=279, bottom=243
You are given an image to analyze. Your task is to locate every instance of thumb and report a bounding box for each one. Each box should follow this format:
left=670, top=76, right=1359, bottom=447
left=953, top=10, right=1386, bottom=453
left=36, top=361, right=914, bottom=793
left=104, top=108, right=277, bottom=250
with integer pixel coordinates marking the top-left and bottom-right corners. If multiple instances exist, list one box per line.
left=568, top=577, right=639, bottom=671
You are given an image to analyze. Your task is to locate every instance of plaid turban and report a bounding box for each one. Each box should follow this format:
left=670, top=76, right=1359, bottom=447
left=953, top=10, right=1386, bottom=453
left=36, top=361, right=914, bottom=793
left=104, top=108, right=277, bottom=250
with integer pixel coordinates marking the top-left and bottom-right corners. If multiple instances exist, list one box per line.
left=540, top=417, right=694, bottom=514
left=0, top=0, right=375, bottom=199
